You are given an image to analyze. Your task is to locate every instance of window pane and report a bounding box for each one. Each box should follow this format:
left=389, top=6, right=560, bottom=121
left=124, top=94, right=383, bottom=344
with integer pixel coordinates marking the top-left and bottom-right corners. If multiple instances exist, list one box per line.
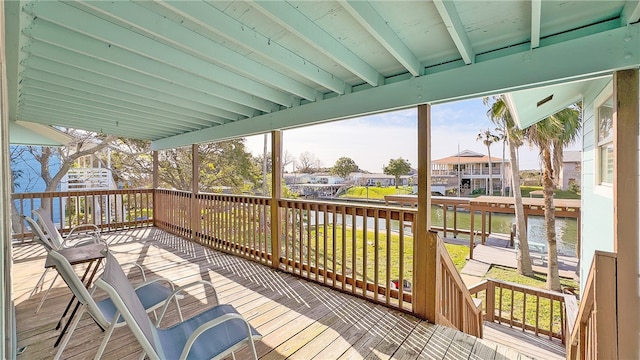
left=599, top=144, right=613, bottom=184
left=598, top=97, right=613, bottom=143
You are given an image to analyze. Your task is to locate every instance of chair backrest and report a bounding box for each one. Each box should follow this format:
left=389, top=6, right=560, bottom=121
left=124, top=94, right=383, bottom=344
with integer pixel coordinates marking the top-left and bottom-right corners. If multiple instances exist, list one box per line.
left=22, top=215, right=56, bottom=251
left=46, top=250, right=111, bottom=328
left=33, top=208, right=64, bottom=249
left=94, top=251, right=161, bottom=358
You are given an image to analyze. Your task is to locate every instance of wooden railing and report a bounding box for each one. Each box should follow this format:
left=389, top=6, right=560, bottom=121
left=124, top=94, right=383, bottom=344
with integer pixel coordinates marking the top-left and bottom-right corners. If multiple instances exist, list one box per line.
left=566, top=251, right=617, bottom=360
left=157, top=191, right=418, bottom=311
left=154, top=189, right=194, bottom=239
left=198, top=193, right=272, bottom=266
left=468, top=278, right=571, bottom=342
left=13, top=188, right=486, bottom=338
left=434, top=231, right=484, bottom=337
left=276, top=199, right=416, bottom=309
left=153, top=190, right=487, bottom=336
left=11, top=189, right=153, bottom=240
left=385, top=196, right=481, bottom=239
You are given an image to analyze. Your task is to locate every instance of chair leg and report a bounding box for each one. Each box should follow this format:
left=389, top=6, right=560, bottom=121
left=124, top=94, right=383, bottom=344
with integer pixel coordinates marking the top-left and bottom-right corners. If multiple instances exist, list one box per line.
left=29, top=268, right=50, bottom=298
left=248, top=338, right=258, bottom=360
left=35, top=273, right=59, bottom=313
left=94, top=322, right=117, bottom=359
left=54, top=304, right=86, bottom=360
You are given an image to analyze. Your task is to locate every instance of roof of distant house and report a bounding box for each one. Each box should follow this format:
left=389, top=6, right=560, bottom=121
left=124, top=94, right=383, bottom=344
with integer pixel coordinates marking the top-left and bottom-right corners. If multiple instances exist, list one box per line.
left=563, top=151, right=581, bottom=163
left=433, top=149, right=504, bottom=164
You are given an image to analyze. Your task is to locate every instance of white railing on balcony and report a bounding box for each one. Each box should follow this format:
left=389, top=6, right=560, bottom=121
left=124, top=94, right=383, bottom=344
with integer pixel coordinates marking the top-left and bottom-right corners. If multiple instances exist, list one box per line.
left=61, top=168, right=117, bottom=191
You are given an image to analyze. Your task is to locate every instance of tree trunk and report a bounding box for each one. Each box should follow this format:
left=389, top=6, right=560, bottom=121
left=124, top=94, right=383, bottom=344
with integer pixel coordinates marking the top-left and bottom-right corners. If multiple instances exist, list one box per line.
left=508, top=134, right=533, bottom=276
left=501, top=140, right=506, bottom=196
left=552, top=140, right=563, bottom=189
left=487, top=146, right=493, bottom=195
left=542, top=146, right=561, bottom=291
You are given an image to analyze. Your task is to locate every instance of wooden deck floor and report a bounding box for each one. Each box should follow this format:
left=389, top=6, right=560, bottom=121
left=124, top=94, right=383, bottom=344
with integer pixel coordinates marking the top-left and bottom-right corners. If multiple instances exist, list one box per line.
left=13, top=228, right=552, bottom=359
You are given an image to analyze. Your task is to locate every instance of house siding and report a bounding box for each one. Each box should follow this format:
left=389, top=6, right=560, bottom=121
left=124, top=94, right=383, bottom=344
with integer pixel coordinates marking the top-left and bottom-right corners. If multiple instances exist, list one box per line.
left=580, top=80, right=614, bottom=291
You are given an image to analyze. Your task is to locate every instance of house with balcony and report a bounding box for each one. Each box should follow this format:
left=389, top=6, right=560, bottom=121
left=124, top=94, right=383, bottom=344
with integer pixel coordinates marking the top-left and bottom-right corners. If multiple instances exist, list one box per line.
left=432, top=150, right=510, bottom=196
left=1, top=1, right=639, bottom=359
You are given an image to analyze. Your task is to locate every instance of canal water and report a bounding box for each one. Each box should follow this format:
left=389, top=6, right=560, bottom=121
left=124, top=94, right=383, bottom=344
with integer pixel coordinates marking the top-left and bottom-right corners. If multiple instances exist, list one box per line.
left=302, top=206, right=578, bottom=257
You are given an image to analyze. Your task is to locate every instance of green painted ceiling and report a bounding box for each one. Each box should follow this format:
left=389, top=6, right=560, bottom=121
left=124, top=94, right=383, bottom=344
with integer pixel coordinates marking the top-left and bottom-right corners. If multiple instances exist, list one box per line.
left=4, top=1, right=640, bottom=149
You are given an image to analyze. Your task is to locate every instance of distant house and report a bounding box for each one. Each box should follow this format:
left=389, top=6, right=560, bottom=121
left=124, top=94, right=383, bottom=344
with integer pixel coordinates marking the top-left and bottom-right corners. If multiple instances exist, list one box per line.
left=310, top=173, right=344, bottom=185
left=432, top=150, right=511, bottom=195
left=559, top=151, right=581, bottom=190
left=283, top=172, right=345, bottom=198
left=283, top=173, right=312, bottom=185
left=283, top=173, right=344, bottom=185
left=351, top=172, right=412, bottom=187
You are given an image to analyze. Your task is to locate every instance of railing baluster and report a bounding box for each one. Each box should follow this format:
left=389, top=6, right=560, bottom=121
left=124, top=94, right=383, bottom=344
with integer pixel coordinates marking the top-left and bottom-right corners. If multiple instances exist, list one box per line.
left=284, top=206, right=290, bottom=272
left=535, top=295, right=540, bottom=336
left=374, top=208, right=379, bottom=303
left=351, top=209, right=356, bottom=295
left=510, top=287, right=514, bottom=328
left=522, top=292, right=527, bottom=331
left=307, top=204, right=312, bottom=280
left=323, top=206, right=328, bottom=285
left=549, top=297, right=554, bottom=340
left=385, top=209, right=391, bottom=305
left=299, top=203, right=303, bottom=273
left=399, top=212, right=404, bottom=309
left=498, top=285, right=503, bottom=325
left=332, top=205, right=337, bottom=288
left=341, top=207, right=347, bottom=291
left=314, top=205, right=319, bottom=282
left=362, top=209, right=368, bottom=297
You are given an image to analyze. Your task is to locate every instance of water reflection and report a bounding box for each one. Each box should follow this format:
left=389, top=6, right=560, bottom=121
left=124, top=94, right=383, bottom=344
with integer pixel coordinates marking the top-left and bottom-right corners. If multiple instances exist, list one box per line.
left=304, top=206, right=578, bottom=257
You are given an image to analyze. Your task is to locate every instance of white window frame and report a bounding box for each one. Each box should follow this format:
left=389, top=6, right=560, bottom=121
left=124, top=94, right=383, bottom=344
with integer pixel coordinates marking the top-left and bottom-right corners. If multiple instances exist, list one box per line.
left=594, top=84, right=613, bottom=198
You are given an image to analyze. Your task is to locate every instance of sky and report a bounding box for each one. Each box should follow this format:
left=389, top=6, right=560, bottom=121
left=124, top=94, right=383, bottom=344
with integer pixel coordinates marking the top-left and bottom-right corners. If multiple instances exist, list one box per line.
left=244, top=97, right=580, bottom=173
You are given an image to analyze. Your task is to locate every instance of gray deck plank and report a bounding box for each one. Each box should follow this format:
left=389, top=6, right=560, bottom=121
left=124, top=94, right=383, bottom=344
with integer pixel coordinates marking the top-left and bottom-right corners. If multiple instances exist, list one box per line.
left=13, top=228, right=559, bottom=360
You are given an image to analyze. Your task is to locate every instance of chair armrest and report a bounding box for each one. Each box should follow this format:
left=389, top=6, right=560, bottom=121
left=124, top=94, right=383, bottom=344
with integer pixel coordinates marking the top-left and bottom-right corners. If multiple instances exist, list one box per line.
left=156, top=280, right=218, bottom=326
left=121, top=262, right=148, bottom=282
left=63, top=224, right=102, bottom=246
left=179, top=313, right=255, bottom=360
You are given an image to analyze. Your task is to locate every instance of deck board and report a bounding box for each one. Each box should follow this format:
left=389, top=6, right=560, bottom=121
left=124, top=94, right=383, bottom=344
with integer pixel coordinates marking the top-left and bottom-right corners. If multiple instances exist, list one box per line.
left=14, top=227, right=556, bottom=359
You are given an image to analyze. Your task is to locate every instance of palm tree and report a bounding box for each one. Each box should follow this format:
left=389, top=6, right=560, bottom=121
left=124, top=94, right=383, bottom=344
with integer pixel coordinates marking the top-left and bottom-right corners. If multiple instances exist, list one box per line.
left=477, top=129, right=500, bottom=195
left=495, top=126, right=508, bottom=196
left=525, top=106, right=581, bottom=291
left=484, top=97, right=534, bottom=276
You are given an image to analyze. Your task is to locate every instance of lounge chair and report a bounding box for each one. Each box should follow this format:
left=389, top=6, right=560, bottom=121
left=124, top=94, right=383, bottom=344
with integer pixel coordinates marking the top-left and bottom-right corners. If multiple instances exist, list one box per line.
left=22, top=214, right=91, bottom=313
left=46, top=248, right=205, bottom=360
left=94, top=250, right=262, bottom=360
left=33, top=207, right=102, bottom=248
left=27, top=208, right=103, bottom=311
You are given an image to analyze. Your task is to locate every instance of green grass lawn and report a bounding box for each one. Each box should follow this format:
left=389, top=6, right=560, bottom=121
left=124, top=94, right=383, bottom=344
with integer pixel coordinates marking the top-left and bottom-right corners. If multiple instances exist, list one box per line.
left=444, top=243, right=468, bottom=270
left=486, top=265, right=579, bottom=290
left=286, top=225, right=468, bottom=287
left=520, top=186, right=581, bottom=199
left=341, top=186, right=413, bottom=199
left=230, top=210, right=572, bottom=336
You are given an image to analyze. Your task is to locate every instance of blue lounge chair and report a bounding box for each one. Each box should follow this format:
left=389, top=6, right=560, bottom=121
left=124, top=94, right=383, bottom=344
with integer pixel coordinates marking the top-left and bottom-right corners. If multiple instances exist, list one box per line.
left=46, top=248, right=201, bottom=359
left=94, top=250, right=262, bottom=360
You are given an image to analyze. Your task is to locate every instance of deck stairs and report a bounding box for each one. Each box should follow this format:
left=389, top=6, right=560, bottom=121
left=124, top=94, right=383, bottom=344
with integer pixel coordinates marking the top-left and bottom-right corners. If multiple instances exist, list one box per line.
left=60, top=168, right=123, bottom=224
